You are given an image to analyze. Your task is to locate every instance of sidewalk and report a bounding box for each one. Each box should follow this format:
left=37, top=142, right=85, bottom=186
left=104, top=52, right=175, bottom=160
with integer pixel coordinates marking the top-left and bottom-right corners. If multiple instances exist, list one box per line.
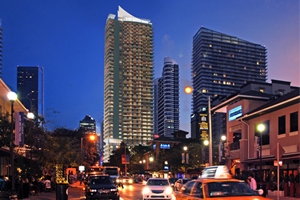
left=21, top=181, right=85, bottom=200
left=266, top=195, right=300, bottom=200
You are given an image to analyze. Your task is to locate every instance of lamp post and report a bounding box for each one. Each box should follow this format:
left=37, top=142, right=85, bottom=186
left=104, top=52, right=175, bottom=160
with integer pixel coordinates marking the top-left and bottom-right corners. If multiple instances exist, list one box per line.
left=185, top=86, right=212, bottom=166
left=27, top=112, right=34, bottom=178
left=221, top=135, right=226, bottom=164
left=7, top=91, right=17, bottom=193
left=257, top=124, right=265, bottom=181
left=183, top=146, right=188, bottom=178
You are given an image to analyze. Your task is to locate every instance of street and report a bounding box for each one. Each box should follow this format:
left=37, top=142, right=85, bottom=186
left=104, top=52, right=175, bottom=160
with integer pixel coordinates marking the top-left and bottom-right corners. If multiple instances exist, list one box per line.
left=21, top=181, right=300, bottom=200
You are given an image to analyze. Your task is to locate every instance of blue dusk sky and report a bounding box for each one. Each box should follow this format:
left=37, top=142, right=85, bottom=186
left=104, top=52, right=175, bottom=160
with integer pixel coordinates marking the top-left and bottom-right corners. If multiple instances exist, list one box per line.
left=0, top=0, right=299, bottom=134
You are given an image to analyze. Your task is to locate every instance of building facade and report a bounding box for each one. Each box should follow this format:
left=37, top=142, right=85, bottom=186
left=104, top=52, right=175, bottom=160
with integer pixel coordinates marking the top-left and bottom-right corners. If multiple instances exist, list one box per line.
left=191, top=27, right=267, bottom=140
left=17, top=66, right=44, bottom=117
left=154, top=57, right=179, bottom=138
left=103, top=6, right=154, bottom=162
left=0, top=19, right=2, bottom=78
left=212, top=80, right=299, bottom=179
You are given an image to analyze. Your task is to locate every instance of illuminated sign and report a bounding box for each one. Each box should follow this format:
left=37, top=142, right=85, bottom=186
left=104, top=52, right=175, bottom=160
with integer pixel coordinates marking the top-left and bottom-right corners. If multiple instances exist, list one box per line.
left=229, top=105, right=242, bottom=121
left=160, top=144, right=170, bottom=149
left=153, top=144, right=156, bottom=149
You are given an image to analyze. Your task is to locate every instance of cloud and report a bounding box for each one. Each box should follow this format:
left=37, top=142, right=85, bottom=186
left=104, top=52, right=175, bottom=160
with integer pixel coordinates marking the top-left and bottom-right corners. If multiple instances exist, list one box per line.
left=162, top=34, right=174, bottom=56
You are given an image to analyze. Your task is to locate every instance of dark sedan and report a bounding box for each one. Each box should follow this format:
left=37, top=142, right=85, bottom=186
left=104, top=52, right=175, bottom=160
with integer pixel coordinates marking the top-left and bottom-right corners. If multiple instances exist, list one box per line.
left=85, top=175, right=120, bottom=200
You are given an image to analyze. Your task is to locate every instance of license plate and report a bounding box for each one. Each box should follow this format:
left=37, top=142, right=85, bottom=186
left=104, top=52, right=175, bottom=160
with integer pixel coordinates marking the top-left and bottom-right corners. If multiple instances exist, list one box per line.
left=98, top=189, right=110, bottom=193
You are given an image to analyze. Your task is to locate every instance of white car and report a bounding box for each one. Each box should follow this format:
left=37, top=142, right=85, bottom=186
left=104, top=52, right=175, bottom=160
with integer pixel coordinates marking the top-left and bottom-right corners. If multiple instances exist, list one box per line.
left=142, top=178, right=175, bottom=200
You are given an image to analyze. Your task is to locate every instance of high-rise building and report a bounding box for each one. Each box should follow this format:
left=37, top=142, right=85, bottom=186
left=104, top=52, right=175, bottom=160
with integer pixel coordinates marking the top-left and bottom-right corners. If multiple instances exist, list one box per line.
left=103, top=6, right=154, bottom=162
left=191, top=27, right=267, bottom=140
left=79, top=115, right=96, bottom=134
left=17, top=66, right=44, bottom=117
left=0, top=19, right=3, bottom=78
left=154, top=57, right=179, bottom=138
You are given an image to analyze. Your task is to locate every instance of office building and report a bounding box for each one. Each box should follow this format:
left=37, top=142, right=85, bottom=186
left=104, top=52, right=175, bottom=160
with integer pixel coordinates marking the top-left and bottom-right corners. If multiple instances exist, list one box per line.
left=17, top=66, right=44, bottom=117
left=0, top=19, right=3, bottom=78
left=191, top=27, right=267, bottom=140
left=103, top=6, right=154, bottom=162
left=79, top=115, right=96, bottom=134
left=154, top=57, right=179, bottom=137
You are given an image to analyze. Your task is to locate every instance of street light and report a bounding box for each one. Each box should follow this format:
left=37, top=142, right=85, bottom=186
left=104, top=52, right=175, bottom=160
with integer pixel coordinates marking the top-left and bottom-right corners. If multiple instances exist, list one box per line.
left=185, top=86, right=213, bottom=166
left=7, top=91, right=17, bottom=193
left=257, top=123, right=265, bottom=181
left=27, top=112, right=35, bottom=178
left=182, top=146, right=188, bottom=178
left=221, top=135, right=226, bottom=163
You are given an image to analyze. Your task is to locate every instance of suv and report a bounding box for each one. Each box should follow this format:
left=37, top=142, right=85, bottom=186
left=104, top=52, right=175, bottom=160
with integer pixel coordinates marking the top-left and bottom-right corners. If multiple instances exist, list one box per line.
left=142, top=178, right=175, bottom=200
left=85, top=175, right=120, bottom=200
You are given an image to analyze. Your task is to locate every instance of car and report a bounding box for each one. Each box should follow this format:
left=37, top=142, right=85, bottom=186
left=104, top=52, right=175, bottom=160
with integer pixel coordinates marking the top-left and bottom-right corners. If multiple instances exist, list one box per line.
left=85, top=175, right=120, bottom=200
left=168, top=178, right=178, bottom=188
left=174, top=178, right=270, bottom=200
left=119, top=176, right=133, bottom=185
left=174, top=178, right=192, bottom=191
left=142, top=178, right=175, bottom=200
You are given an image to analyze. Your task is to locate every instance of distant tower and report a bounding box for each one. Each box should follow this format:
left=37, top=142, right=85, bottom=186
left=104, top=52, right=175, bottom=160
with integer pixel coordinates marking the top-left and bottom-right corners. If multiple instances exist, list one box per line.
left=0, top=19, right=3, bottom=78
left=103, top=6, right=154, bottom=162
left=154, top=57, right=179, bottom=138
left=17, top=66, right=44, bottom=117
left=79, top=115, right=96, bottom=134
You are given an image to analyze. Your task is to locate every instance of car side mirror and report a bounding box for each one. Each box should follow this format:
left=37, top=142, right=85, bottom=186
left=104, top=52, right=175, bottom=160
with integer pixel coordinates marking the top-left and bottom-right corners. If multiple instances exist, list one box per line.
left=258, top=189, right=264, bottom=195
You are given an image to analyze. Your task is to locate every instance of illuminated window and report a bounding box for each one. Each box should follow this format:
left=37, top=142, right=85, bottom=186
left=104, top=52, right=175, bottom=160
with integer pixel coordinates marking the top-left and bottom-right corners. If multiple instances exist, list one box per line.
left=260, top=89, right=264, bottom=93
left=214, top=73, right=218, bottom=76
left=202, top=90, right=206, bottom=93
left=257, top=62, right=259, bottom=65
left=223, top=74, right=226, bottom=77
left=223, top=81, right=226, bottom=84
left=244, top=67, right=246, bottom=69
left=209, top=44, right=212, bottom=47
left=209, top=65, right=212, bottom=68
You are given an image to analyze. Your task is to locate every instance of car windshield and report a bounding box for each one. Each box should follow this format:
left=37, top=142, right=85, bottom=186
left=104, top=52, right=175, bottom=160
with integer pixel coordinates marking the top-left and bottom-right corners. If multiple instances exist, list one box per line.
left=105, top=169, right=118, bottom=175
left=147, top=180, right=169, bottom=186
left=207, top=181, right=256, bottom=197
left=90, top=177, right=112, bottom=185
left=183, top=179, right=191, bottom=184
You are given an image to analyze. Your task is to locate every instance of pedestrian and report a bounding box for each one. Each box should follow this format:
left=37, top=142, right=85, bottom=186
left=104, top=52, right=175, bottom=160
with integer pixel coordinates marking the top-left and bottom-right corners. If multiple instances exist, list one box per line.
left=0, top=175, right=5, bottom=192
left=248, top=174, right=257, bottom=191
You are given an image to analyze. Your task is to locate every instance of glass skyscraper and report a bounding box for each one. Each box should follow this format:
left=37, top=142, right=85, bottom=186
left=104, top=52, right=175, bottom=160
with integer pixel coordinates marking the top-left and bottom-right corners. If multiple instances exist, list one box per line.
left=17, top=66, right=44, bottom=117
left=191, top=27, right=267, bottom=139
left=103, top=6, right=154, bottom=162
left=154, top=57, right=179, bottom=138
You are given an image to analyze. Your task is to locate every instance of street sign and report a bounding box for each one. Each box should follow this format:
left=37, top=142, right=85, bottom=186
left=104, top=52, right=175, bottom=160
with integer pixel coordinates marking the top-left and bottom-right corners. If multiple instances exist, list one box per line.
left=271, top=143, right=285, bottom=160
left=122, top=154, right=130, bottom=164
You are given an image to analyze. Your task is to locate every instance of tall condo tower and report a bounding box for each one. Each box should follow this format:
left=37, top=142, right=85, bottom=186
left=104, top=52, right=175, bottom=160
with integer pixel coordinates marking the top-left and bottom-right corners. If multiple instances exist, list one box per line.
left=191, top=27, right=267, bottom=139
left=154, top=57, right=179, bottom=138
left=103, top=6, right=154, bottom=162
left=0, top=19, right=3, bottom=78
left=17, top=66, right=44, bottom=117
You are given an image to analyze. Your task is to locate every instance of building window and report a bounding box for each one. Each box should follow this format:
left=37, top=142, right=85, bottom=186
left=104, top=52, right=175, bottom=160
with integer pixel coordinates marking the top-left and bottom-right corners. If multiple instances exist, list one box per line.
left=278, top=116, right=286, bottom=135
left=255, top=121, right=270, bottom=145
left=290, top=112, right=298, bottom=132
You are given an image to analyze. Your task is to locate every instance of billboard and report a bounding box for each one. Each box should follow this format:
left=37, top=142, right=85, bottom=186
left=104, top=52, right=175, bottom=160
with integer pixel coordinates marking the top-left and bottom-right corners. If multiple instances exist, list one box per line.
left=15, top=112, right=24, bottom=146
left=199, top=113, right=208, bottom=140
left=229, top=105, right=242, bottom=121
left=122, top=154, right=130, bottom=164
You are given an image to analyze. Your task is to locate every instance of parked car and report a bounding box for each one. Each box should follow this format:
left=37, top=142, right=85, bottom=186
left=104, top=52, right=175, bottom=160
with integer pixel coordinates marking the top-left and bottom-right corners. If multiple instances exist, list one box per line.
left=174, top=178, right=192, bottom=191
left=85, top=175, right=119, bottom=200
left=142, top=178, right=175, bottom=200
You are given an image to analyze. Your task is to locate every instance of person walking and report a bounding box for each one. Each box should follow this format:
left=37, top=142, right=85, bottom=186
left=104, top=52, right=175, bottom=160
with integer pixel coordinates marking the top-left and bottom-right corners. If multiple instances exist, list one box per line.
left=248, top=174, right=257, bottom=191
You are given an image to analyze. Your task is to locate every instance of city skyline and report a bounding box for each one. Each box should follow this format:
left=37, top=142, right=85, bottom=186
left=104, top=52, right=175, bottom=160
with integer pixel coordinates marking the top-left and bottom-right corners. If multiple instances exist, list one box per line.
left=0, top=0, right=298, bottom=134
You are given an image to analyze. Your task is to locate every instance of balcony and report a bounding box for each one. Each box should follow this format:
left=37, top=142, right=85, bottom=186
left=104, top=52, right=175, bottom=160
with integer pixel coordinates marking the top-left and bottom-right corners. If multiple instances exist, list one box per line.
left=229, top=141, right=240, bottom=150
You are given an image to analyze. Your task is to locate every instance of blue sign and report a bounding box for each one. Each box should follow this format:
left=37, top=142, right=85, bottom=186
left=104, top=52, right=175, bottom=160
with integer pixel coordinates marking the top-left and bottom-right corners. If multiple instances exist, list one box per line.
left=164, top=166, right=169, bottom=171
left=229, top=105, right=242, bottom=121
left=160, top=144, right=170, bottom=149
left=153, top=144, right=156, bottom=149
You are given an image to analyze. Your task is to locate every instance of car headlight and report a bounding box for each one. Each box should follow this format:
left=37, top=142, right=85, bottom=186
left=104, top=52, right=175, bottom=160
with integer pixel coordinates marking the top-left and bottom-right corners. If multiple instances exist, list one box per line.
left=111, top=188, right=118, bottom=192
left=116, top=179, right=120, bottom=183
left=129, top=179, right=133, bottom=183
left=90, top=189, right=97, bottom=192
left=123, top=179, right=126, bottom=183
left=165, top=187, right=172, bottom=194
left=143, top=187, right=151, bottom=194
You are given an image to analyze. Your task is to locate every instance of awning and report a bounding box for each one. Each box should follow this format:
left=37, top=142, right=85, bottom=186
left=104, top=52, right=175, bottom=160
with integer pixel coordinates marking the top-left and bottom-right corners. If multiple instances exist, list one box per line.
left=242, top=153, right=300, bottom=164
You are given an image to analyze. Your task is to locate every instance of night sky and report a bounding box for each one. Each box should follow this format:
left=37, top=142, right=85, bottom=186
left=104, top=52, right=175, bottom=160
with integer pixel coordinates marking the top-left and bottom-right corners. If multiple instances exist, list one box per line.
left=0, top=0, right=299, bottom=134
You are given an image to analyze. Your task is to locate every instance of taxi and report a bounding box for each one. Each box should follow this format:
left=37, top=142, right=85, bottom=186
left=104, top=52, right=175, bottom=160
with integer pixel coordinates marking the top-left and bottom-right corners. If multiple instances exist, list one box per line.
left=174, top=166, right=271, bottom=200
